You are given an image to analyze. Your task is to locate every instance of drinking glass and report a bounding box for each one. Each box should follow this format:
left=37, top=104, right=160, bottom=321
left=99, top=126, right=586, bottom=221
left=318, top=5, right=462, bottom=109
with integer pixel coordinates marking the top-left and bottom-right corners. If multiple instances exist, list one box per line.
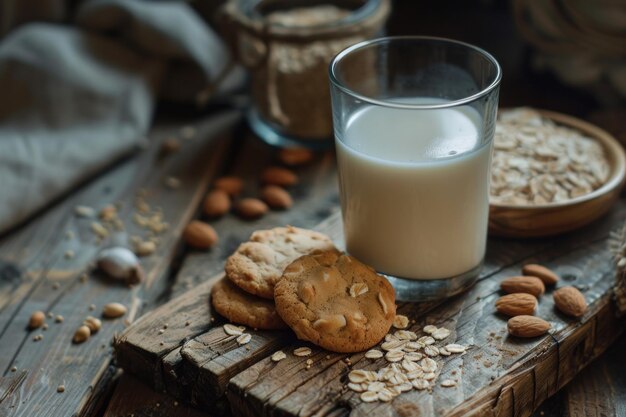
left=329, top=36, right=501, bottom=301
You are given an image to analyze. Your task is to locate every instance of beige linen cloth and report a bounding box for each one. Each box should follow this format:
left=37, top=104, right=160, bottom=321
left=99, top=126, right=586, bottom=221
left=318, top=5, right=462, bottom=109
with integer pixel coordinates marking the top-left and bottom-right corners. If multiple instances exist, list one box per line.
left=0, top=0, right=240, bottom=234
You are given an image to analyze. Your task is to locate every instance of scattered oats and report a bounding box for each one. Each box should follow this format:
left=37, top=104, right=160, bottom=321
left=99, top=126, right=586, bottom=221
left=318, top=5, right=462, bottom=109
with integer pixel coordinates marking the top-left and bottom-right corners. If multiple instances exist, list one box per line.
left=158, top=329, right=165, bottom=335
left=52, top=282, right=60, bottom=290
left=360, top=391, right=378, bottom=402
left=445, top=344, right=467, bottom=353
left=64, top=250, right=74, bottom=259
left=47, top=312, right=53, bottom=318
left=74, top=205, right=95, bottom=218
left=401, top=359, right=420, bottom=372
left=423, top=372, right=437, bottom=381
left=441, top=379, right=457, bottom=387
left=404, top=352, right=423, bottom=362
left=395, top=330, right=417, bottom=340
left=404, top=341, right=422, bottom=352
left=91, top=222, right=109, bottom=239
left=237, top=333, right=251, bottom=345
left=33, top=334, right=43, bottom=342
left=57, top=385, right=65, bottom=393
left=385, top=333, right=399, bottom=342
left=418, top=336, right=435, bottom=345
left=294, top=347, right=312, bottom=357
left=55, top=315, right=64, bottom=323
left=381, top=339, right=407, bottom=351
left=423, top=325, right=437, bottom=334
left=367, top=381, right=385, bottom=392
left=89, top=304, right=96, bottom=311
left=99, top=205, right=117, bottom=221
left=432, top=328, right=451, bottom=340
left=420, top=358, right=438, bottom=373
left=164, top=176, right=181, bottom=190
left=306, top=359, right=313, bottom=366
left=412, top=379, right=429, bottom=390
left=392, top=314, right=409, bottom=329
left=377, top=389, right=394, bottom=402
left=424, top=346, right=440, bottom=357
left=385, top=350, right=404, bottom=362
left=439, top=347, right=451, bottom=356
left=349, top=370, right=370, bottom=384
left=365, top=349, right=383, bottom=359
left=10, top=366, right=17, bottom=372
left=398, top=382, right=413, bottom=392
left=348, top=382, right=365, bottom=392
left=42, top=323, right=48, bottom=331
left=133, top=240, right=156, bottom=257
left=271, top=351, right=286, bottom=362
left=406, top=369, right=424, bottom=380
left=349, top=282, right=368, bottom=297
left=223, top=324, right=244, bottom=336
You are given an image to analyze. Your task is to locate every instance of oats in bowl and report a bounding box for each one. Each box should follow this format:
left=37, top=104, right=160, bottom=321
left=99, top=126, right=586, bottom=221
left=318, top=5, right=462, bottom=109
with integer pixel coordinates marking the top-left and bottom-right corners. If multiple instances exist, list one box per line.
left=490, top=108, right=611, bottom=206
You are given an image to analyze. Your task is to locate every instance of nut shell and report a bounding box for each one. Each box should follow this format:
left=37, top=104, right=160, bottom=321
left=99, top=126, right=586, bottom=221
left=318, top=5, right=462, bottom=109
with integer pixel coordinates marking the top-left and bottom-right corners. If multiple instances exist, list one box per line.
left=522, top=264, right=559, bottom=285
left=553, top=286, right=587, bottom=318
left=495, top=293, right=537, bottom=316
left=183, top=221, right=218, bottom=249
left=235, top=198, right=268, bottom=219
left=28, top=311, right=45, bottom=330
left=214, top=176, right=244, bottom=197
left=203, top=189, right=231, bottom=218
left=261, top=167, right=298, bottom=187
left=261, top=185, right=293, bottom=210
left=500, top=276, right=545, bottom=297
left=102, top=302, right=127, bottom=319
left=507, top=315, right=551, bottom=338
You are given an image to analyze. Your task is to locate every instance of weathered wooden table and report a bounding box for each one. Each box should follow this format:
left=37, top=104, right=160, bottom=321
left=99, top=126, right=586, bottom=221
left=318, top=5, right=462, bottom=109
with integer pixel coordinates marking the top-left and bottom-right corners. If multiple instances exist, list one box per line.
left=2, top=2, right=626, bottom=415
left=0, top=105, right=624, bottom=417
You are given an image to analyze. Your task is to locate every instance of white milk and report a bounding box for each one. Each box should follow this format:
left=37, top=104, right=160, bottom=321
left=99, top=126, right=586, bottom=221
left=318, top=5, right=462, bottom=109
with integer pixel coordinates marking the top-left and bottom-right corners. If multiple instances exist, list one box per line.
left=335, top=99, right=492, bottom=279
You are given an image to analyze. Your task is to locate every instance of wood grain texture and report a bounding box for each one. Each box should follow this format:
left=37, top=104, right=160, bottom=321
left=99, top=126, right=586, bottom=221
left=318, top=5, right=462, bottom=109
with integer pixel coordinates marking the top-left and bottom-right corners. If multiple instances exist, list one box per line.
left=0, top=111, right=240, bottom=417
left=115, top=194, right=626, bottom=417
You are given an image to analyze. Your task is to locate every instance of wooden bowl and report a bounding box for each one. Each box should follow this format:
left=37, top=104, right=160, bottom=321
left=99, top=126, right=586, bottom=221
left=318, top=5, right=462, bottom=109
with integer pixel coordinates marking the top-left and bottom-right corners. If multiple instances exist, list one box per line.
left=488, top=109, right=626, bottom=238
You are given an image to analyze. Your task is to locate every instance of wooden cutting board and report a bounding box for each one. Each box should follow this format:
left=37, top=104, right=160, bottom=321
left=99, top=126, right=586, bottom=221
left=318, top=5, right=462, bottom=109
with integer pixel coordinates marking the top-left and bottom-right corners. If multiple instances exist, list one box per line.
left=114, top=202, right=626, bottom=417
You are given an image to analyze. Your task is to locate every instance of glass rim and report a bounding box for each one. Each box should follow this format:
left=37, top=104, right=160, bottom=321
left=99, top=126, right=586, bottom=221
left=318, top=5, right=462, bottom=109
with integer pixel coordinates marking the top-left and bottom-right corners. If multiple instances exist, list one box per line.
left=329, top=36, right=503, bottom=110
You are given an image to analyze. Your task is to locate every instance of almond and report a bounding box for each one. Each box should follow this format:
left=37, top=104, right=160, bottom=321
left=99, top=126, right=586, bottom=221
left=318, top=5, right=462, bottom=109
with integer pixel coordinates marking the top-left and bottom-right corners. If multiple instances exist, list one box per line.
left=83, top=316, right=102, bottom=333
left=214, top=176, right=244, bottom=197
left=73, top=325, right=91, bottom=344
left=507, top=315, right=550, bottom=338
left=553, top=286, right=587, bottom=318
left=260, top=185, right=293, bottom=210
left=500, top=276, right=545, bottom=297
left=102, top=302, right=127, bottom=319
left=235, top=198, right=268, bottom=219
left=261, top=167, right=298, bottom=187
left=495, top=293, right=537, bottom=316
left=522, top=264, right=559, bottom=285
left=183, top=220, right=218, bottom=249
left=28, top=311, right=45, bottom=329
left=278, top=148, right=313, bottom=166
left=203, top=189, right=231, bottom=218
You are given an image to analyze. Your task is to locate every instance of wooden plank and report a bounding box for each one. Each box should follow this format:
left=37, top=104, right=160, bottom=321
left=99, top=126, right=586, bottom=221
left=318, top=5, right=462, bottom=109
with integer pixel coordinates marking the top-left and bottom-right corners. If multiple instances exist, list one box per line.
left=103, top=373, right=210, bottom=417
left=114, top=197, right=626, bottom=416
left=226, top=204, right=626, bottom=417
left=0, top=110, right=240, bottom=417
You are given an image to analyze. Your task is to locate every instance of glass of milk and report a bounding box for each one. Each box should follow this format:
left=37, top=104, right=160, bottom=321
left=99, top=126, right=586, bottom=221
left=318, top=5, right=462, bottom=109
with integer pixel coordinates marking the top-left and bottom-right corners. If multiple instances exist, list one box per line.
left=329, top=37, right=501, bottom=301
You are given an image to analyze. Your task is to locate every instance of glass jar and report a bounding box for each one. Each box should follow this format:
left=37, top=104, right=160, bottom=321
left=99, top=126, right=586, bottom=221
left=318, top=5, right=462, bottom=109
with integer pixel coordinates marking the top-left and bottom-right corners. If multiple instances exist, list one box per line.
left=222, top=0, right=390, bottom=148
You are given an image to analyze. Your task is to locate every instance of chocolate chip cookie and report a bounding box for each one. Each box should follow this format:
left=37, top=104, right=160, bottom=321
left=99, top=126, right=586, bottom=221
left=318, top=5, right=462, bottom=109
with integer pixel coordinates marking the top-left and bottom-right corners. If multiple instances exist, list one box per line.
left=274, top=250, right=396, bottom=352
left=225, top=226, right=336, bottom=299
left=211, top=277, right=287, bottom=330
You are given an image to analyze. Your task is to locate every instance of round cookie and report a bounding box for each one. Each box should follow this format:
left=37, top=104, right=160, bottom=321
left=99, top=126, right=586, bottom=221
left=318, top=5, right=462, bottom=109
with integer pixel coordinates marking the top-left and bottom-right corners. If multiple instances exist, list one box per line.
left=211, top=277, right=287, bottom=330
left=225, top=226, right=336, bottom=299
left=274, top=250, right=396, bottom=353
